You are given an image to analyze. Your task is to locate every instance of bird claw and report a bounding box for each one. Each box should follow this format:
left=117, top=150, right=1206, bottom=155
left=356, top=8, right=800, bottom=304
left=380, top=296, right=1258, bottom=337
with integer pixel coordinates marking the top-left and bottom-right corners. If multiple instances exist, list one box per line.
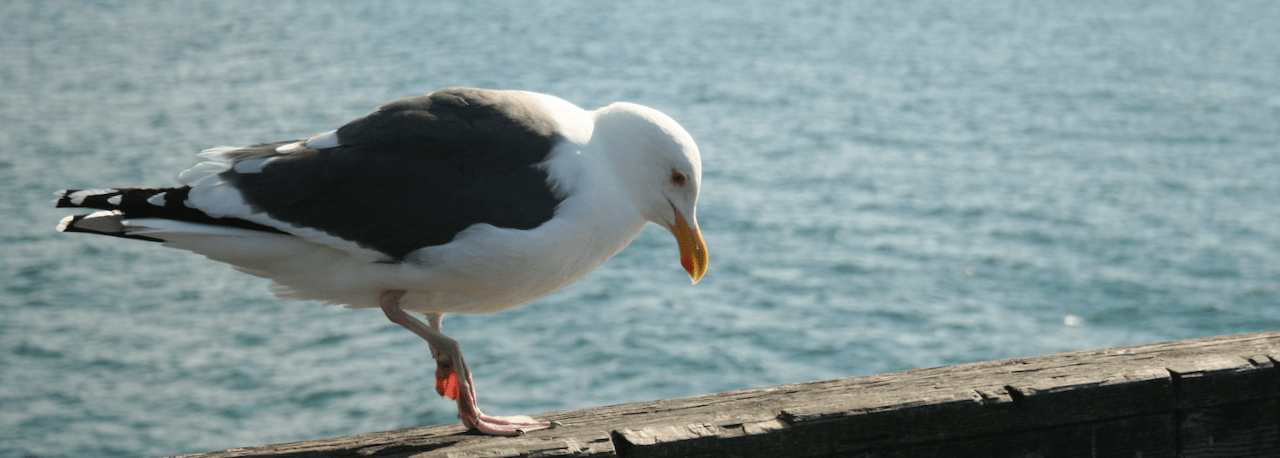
left=463, top=413, right=559, bottom=436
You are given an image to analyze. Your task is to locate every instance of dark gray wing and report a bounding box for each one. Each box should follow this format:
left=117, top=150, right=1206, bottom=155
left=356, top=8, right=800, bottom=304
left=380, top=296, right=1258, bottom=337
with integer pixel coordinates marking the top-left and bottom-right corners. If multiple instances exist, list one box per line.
left=218, top=88, right=566, bottom=260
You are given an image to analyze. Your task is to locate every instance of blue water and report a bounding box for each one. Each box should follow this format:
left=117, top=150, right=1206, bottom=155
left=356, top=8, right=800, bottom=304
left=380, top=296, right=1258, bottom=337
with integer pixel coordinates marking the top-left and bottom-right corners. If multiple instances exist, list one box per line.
left=3, top=1, right=1279, bottom=456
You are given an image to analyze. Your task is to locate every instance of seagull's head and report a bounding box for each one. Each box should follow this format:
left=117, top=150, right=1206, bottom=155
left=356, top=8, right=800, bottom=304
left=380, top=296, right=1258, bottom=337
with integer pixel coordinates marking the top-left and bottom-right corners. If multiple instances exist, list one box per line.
left=593, top=102, right=708, bottom=284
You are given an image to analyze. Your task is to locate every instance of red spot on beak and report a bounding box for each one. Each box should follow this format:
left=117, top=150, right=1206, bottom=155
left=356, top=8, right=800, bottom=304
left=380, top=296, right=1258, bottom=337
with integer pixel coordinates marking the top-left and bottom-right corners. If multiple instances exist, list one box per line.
left=668, top=208, right=708, bottom=284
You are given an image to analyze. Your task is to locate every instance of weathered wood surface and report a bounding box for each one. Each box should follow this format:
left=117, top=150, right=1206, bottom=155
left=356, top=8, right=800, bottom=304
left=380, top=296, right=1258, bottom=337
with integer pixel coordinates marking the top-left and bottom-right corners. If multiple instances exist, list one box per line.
left=169, top=330, right=1280, bottom=458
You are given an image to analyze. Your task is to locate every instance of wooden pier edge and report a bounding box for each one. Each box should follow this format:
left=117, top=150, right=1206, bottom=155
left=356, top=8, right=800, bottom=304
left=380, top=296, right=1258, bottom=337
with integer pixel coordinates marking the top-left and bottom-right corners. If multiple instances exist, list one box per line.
left=169, top=330, right=1280, bottom=458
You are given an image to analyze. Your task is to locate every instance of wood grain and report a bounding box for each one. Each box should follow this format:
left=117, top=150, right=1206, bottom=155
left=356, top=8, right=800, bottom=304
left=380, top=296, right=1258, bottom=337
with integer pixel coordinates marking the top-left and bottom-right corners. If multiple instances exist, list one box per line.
left=168, top=330, right=1280, bottom=458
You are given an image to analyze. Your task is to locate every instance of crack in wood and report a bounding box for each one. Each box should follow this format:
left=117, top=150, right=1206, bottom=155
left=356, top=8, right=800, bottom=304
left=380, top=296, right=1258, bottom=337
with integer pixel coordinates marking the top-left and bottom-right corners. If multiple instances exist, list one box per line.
left=1167, top=368, right=1184, bottom=395
left=1003, top=385, right=1027, bottom=408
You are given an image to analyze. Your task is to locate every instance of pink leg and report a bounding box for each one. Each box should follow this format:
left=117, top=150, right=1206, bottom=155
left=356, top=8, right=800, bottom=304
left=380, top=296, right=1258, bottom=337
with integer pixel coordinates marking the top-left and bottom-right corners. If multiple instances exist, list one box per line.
left=379, top=290, right=559, bottom=435
left=423, top=312, right=462, bottom=401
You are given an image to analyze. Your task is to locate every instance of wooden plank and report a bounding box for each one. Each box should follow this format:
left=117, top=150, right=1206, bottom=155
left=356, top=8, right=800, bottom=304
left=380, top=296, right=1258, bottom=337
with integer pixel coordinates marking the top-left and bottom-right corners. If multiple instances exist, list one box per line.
left=1181, top=398, right=1280, bottom=458
left=167, top=330, right=1280, bottom=458
left=854, top=414, right=1176, bottom=458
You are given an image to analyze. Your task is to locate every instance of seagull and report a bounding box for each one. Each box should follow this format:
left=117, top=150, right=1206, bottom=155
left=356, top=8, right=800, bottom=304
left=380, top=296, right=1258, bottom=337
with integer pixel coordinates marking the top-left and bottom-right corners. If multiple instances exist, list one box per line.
left=53, top=87, right=708, bottom=436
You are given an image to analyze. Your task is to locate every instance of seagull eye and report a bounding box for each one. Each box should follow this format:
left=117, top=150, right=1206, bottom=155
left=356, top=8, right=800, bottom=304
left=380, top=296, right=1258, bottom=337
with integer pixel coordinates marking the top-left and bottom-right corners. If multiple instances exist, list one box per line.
left=671, top=172, right=686, bottom=186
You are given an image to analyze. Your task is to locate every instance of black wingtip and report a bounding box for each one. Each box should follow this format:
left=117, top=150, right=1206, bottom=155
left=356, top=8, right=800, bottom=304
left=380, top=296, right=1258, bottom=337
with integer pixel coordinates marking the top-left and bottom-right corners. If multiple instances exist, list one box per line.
left=52, top=189, right=79, bottom=208
left=56, top=212, right=164, bottom=242
left=52, top=186, right=292, bottom=238
left=52, top=188, right=125, bottom=210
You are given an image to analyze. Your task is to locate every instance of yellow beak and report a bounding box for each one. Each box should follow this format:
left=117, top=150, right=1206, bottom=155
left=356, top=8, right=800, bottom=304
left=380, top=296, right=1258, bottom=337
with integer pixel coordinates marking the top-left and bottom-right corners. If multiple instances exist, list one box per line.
left=669, top=211, right=708, bottom=284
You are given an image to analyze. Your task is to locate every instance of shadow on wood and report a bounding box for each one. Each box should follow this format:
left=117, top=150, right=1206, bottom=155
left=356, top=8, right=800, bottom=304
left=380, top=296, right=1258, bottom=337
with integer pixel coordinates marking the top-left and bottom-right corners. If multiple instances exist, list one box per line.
left=169, top=330, right=1280, bottom=458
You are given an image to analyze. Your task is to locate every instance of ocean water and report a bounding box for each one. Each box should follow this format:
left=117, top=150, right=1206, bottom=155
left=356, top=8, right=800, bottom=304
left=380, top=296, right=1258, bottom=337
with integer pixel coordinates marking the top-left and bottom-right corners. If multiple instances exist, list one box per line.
left=3, top=0, right=1279, bottom=456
